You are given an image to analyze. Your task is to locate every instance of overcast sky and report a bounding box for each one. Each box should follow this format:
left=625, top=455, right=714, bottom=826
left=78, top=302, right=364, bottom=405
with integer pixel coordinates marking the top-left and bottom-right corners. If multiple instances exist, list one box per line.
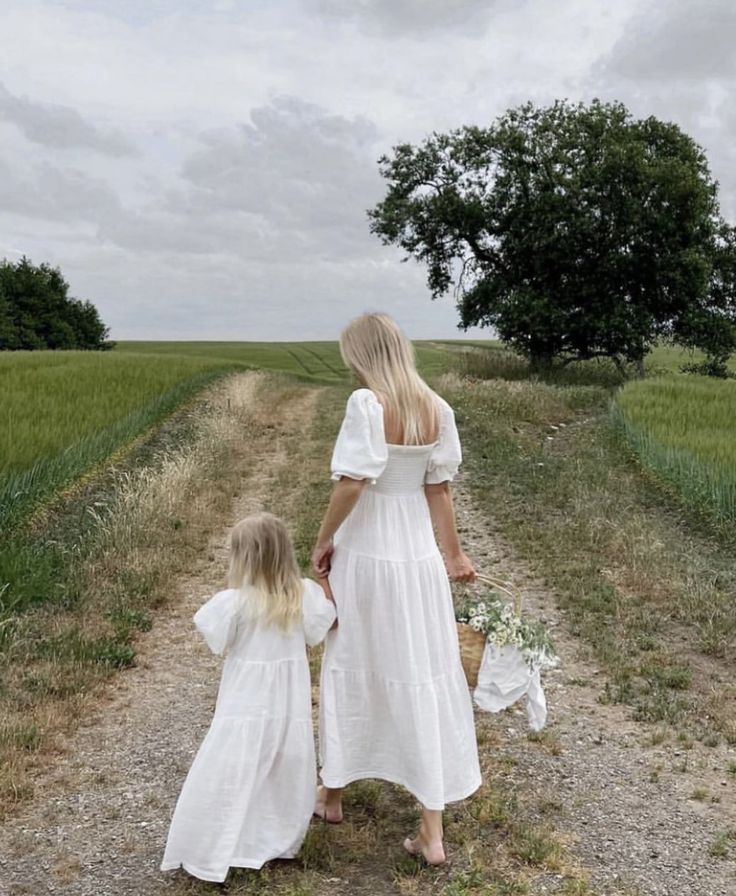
left=1, top=0, right=734, bottom=340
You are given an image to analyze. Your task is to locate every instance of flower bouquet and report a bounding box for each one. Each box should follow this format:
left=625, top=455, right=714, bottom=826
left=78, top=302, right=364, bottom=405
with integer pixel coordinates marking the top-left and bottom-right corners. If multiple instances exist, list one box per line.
left=456, top=575, right=558, bottom=731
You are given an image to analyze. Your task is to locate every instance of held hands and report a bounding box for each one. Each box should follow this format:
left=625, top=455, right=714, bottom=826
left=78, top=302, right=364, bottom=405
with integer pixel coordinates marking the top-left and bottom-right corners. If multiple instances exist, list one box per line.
left=312, top=539, right=334, bottom=579
left=446, top=551, right=476, bottom=583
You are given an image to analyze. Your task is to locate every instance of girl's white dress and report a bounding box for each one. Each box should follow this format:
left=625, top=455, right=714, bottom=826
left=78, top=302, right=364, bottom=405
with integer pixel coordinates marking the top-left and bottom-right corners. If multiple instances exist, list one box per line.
left=161, top=579, right=335, bottom=882
left=319, top=389, right=481, bottom=810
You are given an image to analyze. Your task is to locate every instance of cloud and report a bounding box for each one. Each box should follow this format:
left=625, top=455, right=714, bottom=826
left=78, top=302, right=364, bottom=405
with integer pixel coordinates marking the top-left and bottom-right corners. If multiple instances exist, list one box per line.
left=599, top=0, right=736, bottom=82
left=305, top=0, right=503, bottom=35
left=101, top=97, right=384, bottom=263
left=2, top=0, right=734, bottom=341
left=0, top=157, right=123, bottom=224
left=594, top=0, right=736, bottom=217
left=0, top=82, right=135, bottom=155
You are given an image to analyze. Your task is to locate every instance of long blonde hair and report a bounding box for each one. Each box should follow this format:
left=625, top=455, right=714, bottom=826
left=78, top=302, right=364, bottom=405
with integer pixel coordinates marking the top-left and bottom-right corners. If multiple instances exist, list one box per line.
left=228, top=512, right=302, bottom=631
left=340, top=313, right=438, bottom=445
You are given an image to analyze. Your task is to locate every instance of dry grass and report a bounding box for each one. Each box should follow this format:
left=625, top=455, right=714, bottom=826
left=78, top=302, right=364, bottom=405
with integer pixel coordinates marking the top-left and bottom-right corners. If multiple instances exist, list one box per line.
left=441, top=371, right=736, bottom=741
left=0, top=372, right=276, bottom=812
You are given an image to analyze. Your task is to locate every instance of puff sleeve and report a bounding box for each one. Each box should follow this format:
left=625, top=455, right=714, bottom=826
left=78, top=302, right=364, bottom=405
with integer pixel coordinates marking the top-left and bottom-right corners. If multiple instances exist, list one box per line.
left=194, top=589, right=240, bottom=656
left=330, top=388, right=388, bottom=484
left=301, top=578, right=337, bottom=647
left=424, top=397, right=462, bottom=484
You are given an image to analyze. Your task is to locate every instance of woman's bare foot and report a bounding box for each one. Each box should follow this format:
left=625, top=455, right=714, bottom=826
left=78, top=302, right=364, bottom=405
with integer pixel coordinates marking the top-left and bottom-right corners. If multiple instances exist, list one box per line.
left=313, top=785, right=343, bottom=824
left=403, top=831, right=446, bottom=865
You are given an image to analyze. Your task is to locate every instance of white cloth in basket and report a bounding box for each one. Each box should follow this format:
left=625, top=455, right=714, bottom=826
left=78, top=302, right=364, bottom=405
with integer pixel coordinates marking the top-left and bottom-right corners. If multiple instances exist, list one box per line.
left=473, top=643, right=548, bottom=731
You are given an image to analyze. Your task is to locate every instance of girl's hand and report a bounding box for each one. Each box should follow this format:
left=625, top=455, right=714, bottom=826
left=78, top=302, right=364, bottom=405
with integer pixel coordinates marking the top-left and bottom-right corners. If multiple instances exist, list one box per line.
left=446, top=551, right=476, bottom=583
left=312, top=540, right=334, bottom=578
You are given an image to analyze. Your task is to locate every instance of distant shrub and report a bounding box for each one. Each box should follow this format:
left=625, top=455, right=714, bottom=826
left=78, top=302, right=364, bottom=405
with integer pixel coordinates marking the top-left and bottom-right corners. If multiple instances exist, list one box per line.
left=681, top=357, right=735, bottom=379
left=0, top=256, right=111, bottom=351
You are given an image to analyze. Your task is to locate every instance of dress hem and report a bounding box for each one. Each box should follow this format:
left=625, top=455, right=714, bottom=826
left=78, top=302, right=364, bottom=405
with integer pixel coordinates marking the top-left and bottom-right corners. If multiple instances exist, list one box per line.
left=161, top=852, right=299, bottom=882
left=319, top=769, right=482, bottom=812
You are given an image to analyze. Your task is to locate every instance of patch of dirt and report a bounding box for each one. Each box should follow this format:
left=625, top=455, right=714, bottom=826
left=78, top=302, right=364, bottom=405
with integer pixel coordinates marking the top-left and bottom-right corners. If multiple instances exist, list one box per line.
left=454, top=479, right=736, bottom=896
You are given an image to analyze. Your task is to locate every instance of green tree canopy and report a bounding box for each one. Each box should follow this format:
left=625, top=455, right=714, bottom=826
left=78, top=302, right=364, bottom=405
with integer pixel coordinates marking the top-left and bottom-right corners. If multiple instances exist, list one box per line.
left=369, top=99, right=736, bottom=371
left=0, top=257, right=111, bottom=351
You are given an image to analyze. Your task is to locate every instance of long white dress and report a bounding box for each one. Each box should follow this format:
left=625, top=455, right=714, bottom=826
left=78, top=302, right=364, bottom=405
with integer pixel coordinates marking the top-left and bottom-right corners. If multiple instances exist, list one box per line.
left=319, top=389, right=481, bottom=810
left=161, top=579, right=336, bottom=882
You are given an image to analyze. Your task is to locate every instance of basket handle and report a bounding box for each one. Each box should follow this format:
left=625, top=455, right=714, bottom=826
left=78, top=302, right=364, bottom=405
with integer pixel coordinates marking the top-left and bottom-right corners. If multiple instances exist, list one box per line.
left=473, top=572, right=523, bottom=617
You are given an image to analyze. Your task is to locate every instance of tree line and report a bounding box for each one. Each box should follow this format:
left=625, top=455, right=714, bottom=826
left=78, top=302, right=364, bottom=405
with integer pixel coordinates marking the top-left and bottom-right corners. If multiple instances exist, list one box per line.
left=0, top=257, right=111, bottom=351
left=370, top=99, right=736, bottom=377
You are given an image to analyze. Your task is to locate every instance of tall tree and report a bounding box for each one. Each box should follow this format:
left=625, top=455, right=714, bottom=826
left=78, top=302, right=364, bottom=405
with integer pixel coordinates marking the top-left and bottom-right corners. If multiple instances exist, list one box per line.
left=369, top=100, right=736, bottom=371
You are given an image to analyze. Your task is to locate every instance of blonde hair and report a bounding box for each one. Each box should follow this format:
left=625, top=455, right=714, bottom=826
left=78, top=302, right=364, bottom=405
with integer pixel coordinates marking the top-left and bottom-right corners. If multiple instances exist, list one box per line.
left=340, top=313, right=438, bottom=445
left=228, top=512, right=302, bottom=631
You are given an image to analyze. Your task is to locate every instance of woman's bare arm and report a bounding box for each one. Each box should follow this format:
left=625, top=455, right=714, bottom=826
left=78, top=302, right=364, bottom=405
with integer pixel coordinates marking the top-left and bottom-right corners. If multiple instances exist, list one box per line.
left=424, top=481, right=476, bottom=582
left=312, top=477, right=366, bottom=576
left=315, top=575, right=338, bottom=629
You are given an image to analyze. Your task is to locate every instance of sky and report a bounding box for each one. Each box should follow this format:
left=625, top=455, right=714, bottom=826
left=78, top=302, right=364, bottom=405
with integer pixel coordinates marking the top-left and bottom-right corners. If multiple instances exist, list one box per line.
left=1, top=0, right=734, bottom=340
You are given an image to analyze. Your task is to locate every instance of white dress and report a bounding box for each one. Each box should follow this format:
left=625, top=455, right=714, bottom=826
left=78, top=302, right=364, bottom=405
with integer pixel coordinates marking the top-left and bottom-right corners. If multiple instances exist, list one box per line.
left=319, top=389, right=481, bottom=810
left=161, top=579, right=336, bottom=882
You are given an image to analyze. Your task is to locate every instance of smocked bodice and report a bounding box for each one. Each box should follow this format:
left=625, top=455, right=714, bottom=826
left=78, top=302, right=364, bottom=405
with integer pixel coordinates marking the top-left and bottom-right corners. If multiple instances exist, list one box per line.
left=369, top=444, right=437, bottom=496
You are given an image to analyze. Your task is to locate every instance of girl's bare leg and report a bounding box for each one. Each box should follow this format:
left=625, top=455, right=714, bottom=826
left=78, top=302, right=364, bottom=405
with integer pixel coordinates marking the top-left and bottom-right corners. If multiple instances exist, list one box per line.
left=404, top=806, right=445, bottom=865
left=314, top=785, right=343, bottom=824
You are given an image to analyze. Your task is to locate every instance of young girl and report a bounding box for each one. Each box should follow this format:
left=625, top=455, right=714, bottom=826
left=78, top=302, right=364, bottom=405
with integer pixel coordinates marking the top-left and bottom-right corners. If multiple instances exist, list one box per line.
left=161, top=512, right=336, bottom=883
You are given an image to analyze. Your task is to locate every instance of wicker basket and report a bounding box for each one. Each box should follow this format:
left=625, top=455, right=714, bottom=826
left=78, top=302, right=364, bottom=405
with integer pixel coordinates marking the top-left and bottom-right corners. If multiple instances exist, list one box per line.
left=457, top=574, right=523, bottom=689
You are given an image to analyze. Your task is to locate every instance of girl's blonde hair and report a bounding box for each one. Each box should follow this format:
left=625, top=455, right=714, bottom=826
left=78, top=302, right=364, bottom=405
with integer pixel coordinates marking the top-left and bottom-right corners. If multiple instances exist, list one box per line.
left=228, top=512, right=302, bottom=631
left=340, top=313, right=438, bottom=445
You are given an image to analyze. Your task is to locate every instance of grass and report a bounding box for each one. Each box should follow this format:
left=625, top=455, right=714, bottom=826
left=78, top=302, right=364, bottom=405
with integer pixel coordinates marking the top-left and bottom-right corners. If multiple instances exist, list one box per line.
left=708, top=831, right=736, bottom=859
left=440, top=369, right=736, bottom=738
left=0, top=372, right=274, bottom=810
left=1, top=341, right=451, bottom=527
left=613, top=375, right=736, bottom=522
left=116, top=340, right=454, bottom=381
left=0, top=352, right=237, bottom=528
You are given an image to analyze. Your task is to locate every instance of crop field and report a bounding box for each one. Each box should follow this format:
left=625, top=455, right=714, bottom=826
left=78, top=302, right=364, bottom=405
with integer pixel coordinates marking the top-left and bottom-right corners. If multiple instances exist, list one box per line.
left=0, top=342, right=455, bottom=526
left=0, top=352, right=237, bottom=529
left=614, top=375, right=736, bottom=521
left=118, top=339, right=455, bottom=380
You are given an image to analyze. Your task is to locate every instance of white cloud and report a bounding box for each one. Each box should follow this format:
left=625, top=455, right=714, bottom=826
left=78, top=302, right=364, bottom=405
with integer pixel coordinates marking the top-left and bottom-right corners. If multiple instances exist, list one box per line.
left=305, top=0, right=502, bottom=35
left=595, top=0, right=736, bottom=217
left=599, top=0, right=736, bottom=82
left=0, top=0, right=733, bottom=339
left=0, top=82, right=134, bottom=155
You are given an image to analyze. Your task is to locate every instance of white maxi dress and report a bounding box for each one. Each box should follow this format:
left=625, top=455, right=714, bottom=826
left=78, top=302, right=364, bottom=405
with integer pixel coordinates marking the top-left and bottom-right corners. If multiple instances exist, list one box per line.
left=161, top=579, right=336, bottom=882
left=319, top=389, right=481, bottom=810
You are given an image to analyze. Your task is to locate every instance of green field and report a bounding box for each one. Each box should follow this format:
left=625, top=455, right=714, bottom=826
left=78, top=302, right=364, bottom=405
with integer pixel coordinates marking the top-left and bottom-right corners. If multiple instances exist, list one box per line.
left=614, top=375, right=736, bottom=521
left=0, top=341, right=456, bottom=529
left=0, top=352, right=235, bottom=528
left=117, top=339, right=455, bottom=379
left=4, top=338, right=733, bottom=532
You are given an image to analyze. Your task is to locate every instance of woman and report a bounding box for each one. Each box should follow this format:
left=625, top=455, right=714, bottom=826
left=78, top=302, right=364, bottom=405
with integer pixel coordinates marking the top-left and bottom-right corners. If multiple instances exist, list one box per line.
left=312, top=313, right=481, bottom=865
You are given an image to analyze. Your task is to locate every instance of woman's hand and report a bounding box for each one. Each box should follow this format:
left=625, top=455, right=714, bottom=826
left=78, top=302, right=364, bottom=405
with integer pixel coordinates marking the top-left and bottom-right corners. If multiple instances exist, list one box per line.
left=312, top=540, right=334, bottom=578
left=446, top=551, right=476, bottom=583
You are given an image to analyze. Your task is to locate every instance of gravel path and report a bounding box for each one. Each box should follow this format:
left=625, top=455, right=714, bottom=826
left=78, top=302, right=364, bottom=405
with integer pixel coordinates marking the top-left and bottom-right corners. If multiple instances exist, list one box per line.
left=1, top=385, right=735, bottom=896
left=454, top=482, right=736, bottom=896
